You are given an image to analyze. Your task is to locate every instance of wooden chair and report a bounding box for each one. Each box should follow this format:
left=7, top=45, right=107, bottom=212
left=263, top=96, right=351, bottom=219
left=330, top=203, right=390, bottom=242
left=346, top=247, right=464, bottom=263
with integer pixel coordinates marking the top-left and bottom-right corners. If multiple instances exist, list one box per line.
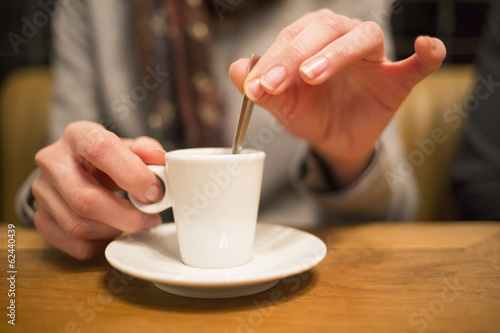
left=0, top=67, right=52, bottom=224
left=396, top=65, right=476, bottom=220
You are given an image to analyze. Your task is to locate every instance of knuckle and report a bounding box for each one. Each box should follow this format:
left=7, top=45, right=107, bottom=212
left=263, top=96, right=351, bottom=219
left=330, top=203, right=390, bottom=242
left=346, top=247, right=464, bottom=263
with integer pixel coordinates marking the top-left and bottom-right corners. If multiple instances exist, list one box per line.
left=31, top=178, right=43, bottom=200
left=287, top=42, right=309, bottom=63
left=134, top=174, right=150, bottom=189
left=64, top=121, right=87, bottom=140
left=278, top=25, right=302, bottom=43
left=352, top=18, right=363, bottom=26
left=63, top=122, right=78, bottom=138
left=122, top=171, right=146, bottom=191
left=362, top=21, right=384, bottom=40
left=34, top=146, right=52, bottom=170
left=66, top=216, right=91, bottom=240
left=78, top=127, right=116, bottom=161
left=315, top=9, right=345, bottom=35
left=69, top=187, right=99, bottom=218
left=315, top=8, right=335, bottom=19
left=334, top=41, right=351, bottom=63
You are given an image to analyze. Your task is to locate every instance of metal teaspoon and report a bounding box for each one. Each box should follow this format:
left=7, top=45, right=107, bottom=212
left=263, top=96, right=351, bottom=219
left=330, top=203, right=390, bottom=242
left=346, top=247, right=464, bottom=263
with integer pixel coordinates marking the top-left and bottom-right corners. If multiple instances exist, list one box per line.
left=231, top=54, right=260, bottom=154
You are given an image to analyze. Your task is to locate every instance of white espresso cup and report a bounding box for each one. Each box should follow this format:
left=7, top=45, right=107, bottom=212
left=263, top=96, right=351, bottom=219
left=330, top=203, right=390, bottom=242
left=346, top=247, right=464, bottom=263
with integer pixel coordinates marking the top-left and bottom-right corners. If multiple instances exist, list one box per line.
left=129, top=147, right=265, bottom=269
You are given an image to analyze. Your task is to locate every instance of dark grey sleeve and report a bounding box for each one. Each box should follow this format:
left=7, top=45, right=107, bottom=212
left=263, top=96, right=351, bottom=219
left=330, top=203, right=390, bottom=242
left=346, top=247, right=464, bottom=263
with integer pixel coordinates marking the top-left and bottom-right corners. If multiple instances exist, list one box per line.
left=294, top=120, right=419, bottom=222
left=452, top=2, right=500, bottom=220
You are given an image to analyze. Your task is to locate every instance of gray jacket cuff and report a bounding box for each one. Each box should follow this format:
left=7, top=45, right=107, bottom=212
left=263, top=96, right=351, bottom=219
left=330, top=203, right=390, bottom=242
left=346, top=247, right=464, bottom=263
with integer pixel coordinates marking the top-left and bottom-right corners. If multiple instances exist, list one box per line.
left=15, top=169, right=39, bottom=227
left=295, top=142, right=418, bottom=222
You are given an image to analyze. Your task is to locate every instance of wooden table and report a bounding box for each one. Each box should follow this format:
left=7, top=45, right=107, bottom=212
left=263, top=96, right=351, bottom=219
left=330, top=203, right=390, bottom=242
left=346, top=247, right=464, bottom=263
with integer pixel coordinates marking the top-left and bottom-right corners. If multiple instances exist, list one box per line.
left=1, top=221, right=500, bottom=333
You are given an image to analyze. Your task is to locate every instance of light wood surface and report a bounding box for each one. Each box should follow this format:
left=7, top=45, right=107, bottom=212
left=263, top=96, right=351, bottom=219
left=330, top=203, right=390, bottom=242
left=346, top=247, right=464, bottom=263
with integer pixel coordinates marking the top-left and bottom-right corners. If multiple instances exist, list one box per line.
left=1, top=221, right=500, bottom=333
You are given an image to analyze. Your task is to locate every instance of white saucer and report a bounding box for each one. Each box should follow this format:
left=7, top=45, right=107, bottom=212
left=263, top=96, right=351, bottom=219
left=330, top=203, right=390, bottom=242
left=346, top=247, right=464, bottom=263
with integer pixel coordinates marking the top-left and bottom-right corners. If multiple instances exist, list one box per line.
left=105, top=222, right=327, bottom=299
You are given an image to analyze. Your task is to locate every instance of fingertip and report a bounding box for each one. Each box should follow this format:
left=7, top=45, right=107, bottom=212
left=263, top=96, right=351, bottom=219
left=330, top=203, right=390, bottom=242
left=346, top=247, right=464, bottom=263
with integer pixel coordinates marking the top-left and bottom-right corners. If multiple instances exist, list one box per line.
left=415, top=36, right=447, bottom=63
left=395, top=36, right=447, bottom=90
left=73, top=240, right=110, bottom=261
left=260, top=65, right=287, bottom=94
left=230, top=58, right=250, bottom=93
left=134, top=147, right=166, bottom=166
left=144, top=214, right=161, bottom=230
left=245, top=78, right=265, bottom=101
left=145, top=184, right=163, bottom=203
left=300, top=56, right=329, bottom=84
left=229, top=58, right=247, bottom=74
left=128, top=136, right=163, bottom=151
left=149, top=147, right=167, bottom=154
left=432, top=37, right=447, bottom=60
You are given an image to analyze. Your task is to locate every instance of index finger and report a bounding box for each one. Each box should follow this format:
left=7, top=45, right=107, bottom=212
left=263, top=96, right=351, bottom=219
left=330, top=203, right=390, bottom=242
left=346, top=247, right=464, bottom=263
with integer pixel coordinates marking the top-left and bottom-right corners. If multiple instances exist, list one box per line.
left=64, top=121, right=163, bottom=203
left=244, top=9, right=360, bottom=96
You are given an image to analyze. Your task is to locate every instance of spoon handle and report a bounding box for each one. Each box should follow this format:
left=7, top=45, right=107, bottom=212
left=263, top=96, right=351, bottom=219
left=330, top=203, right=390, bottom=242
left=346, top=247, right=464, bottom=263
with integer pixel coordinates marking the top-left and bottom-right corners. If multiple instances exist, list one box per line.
left=231, top=54, right=260, bottom=154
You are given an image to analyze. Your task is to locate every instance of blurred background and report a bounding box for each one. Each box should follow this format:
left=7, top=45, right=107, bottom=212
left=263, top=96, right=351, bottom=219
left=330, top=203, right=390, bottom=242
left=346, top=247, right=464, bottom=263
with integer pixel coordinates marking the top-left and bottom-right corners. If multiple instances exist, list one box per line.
left=0, top=0, right=491, bottom=82
left=0, top=0, right=494, bottom=223
left=0, top=0, right=53, bottom=85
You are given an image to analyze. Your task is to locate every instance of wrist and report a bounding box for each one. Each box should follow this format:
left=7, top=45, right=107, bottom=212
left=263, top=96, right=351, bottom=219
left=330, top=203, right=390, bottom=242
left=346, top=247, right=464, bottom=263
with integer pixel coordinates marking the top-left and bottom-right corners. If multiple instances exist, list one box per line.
left=313, top=148, right=375, bottom=189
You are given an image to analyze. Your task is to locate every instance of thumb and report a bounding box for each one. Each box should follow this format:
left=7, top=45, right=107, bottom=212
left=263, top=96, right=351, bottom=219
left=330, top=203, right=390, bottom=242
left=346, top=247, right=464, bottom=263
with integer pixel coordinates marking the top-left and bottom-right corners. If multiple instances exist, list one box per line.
left=229, top=57, right=296, bottom=125
left=229, top=58, right=250, bottom=95
left=394, top=36, right=447, bottom=88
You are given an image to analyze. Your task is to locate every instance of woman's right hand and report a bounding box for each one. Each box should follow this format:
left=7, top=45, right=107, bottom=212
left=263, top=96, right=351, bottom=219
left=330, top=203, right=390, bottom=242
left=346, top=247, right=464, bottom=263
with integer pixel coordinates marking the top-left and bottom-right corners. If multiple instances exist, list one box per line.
left=32, top=121, right=165, bottom=259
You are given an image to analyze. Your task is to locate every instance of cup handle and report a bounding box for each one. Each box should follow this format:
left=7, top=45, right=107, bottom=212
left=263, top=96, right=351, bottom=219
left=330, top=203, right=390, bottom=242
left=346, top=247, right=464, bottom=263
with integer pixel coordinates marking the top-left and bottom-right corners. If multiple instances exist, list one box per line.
left=129, top=165, right=172, bottom=214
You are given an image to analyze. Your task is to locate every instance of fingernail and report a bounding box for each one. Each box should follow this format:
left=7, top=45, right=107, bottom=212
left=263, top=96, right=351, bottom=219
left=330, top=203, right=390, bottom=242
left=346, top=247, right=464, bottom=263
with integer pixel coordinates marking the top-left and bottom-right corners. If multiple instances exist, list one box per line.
left=149, top=147, right=167, bottom=153
left=301, top=57, right=328, bottom=80
left=145, top=214, right=161, bottom=229
left=428, top=37, right=437, bottom=50
left=245, top=78, right=265, bottom=101
left=423, top=35, right=437, bottom=50
left=145, top=185, right=162, bottom=202
left=261, top=65, right=286, bottom=92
